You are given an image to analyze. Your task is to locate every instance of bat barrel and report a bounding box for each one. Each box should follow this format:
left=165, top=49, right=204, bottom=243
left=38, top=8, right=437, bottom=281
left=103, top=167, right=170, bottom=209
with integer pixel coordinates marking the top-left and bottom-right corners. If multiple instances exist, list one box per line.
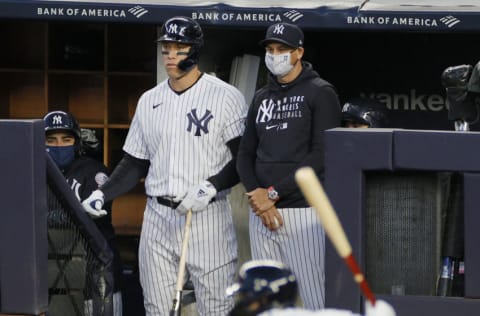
left=295, top=166, right=376, bottom=305
left=295, top=167, right=352, bottom=257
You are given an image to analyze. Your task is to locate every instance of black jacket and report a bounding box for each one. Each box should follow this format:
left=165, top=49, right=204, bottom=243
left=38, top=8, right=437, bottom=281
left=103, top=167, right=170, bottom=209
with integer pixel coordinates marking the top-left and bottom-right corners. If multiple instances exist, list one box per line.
left=237, top=61, right=341, bottom=208
left=64, top=156, right=123, bottom=292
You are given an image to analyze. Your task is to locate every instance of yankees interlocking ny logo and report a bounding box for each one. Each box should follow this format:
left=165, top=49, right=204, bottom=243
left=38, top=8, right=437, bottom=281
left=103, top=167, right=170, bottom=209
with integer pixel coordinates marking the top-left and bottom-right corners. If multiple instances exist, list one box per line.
left=273, top=24, right=285, bottom=35
left=256, top=99, right=277, bottom=123
left=187, top=109, right=214, bottom=136
left=53, top=115, right=63, bottom=125
left=167, top=23, right=186, bottom=36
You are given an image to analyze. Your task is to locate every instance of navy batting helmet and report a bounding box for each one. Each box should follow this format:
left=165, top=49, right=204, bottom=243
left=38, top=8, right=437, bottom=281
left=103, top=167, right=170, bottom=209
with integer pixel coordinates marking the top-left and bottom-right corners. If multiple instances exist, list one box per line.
left=341, top=97, right=388, bottom=128
left=157, top=16, right=203, bottom=71
left=43, top=110, right=81, bottom=139
left=227, top=260, right=298, bottom=316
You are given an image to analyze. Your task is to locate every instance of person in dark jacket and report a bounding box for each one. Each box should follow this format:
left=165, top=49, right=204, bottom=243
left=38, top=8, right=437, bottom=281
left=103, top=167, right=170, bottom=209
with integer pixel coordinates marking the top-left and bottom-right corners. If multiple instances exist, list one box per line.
left=44, top=110, right=124, bottom=316
left=236, top=22, right=341, bottom=310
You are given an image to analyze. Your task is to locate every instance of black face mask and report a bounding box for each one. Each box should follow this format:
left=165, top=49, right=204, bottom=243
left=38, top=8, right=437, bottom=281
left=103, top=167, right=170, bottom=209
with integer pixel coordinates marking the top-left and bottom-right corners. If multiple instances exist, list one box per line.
left=46, top=145, right=76, bottom=169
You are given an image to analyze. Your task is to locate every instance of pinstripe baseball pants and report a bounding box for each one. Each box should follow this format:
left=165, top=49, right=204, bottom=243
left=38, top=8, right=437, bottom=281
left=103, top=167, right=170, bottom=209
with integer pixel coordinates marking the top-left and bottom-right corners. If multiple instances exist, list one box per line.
left=249, top=207, right=325, bottom=309
left=139, top=197, right=237, bottom=315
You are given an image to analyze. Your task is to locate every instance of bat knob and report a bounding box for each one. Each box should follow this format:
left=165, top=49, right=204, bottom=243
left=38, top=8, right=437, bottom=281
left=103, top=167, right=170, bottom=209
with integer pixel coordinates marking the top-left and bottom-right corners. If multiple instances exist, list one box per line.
left=169, top=297, right=181, bottom=316
left=365, top=299, right=396, bottom=316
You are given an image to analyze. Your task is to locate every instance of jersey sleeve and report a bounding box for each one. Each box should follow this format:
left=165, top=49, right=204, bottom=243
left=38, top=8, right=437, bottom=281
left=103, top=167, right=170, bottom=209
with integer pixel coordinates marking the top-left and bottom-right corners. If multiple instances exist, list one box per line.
left=123, top=93, right=150, bottom=160
left=222, top=86, right=248, bottom=143
left=236, top=99, right=261, bottom=192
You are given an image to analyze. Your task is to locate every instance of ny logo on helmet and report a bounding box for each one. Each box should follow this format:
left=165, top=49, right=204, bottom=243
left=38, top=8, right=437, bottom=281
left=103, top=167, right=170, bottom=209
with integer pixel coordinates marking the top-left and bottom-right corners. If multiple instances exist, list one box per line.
left=167, top=23, right=186, bottom=36
left=273, top=24, right=285, bottom=35
left=53, top=115, right=63, bottom=125
left=187, top=109, right=214, bottom=136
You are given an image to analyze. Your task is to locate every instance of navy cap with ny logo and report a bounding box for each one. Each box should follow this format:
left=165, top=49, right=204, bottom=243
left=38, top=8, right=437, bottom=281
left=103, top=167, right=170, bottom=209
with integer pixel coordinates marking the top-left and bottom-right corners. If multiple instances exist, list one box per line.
left=259, top=22, right=304, bottom=48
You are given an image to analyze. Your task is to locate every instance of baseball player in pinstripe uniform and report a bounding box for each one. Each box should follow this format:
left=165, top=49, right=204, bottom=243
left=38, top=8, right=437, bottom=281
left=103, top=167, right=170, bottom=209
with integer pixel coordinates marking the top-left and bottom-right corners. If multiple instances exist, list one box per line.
left=236, top=23, right=341, bottom=309
left=82, top=16, right=248, bottom=315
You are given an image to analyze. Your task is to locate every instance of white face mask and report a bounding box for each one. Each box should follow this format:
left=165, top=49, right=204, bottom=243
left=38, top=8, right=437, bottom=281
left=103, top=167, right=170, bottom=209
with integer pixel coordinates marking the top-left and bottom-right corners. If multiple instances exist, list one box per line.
left=265, top=51, right=294, bottom=77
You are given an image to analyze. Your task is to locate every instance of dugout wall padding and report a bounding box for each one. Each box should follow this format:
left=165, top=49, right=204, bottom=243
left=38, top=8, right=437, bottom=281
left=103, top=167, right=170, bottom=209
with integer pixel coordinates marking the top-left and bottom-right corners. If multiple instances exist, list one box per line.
left=364, top=171, right=444, bottom=296
left=324, top=128, right=480, bottom=316
left=0, top=119, right=48, bottom=315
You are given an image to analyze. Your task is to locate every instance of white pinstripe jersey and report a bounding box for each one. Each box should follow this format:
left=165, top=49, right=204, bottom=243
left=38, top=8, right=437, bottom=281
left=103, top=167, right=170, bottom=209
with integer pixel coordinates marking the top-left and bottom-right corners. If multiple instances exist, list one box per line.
left=123, top=73, right=247, bottom=198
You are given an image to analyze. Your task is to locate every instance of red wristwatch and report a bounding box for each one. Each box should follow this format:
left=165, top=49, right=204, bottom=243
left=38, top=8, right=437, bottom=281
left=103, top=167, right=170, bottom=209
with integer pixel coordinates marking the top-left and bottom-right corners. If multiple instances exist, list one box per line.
left=267, top=186, right=279, bottom=201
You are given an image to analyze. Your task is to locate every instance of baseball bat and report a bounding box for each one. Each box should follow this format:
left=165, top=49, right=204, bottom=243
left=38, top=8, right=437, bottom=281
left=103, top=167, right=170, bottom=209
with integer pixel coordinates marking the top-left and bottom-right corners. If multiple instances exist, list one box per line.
left=169, top=209, right=193, bottom=316
left=437, top=172, right=464, bottom=297
left=295, top=167, right=376, bottom=305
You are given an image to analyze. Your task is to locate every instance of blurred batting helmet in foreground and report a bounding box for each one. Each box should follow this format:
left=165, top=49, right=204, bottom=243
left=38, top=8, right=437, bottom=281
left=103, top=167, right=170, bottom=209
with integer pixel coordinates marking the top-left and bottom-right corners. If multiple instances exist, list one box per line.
left=227, top=260, right=298, bottom=316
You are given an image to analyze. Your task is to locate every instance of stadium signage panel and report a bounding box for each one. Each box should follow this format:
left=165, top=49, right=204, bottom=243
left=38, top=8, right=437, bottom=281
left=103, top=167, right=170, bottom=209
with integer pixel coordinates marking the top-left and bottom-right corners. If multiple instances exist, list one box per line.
left=347, top=16, right=439, bottom=27
left=191, top=11, right=284, bottom=23
left=361, top=90, right=447, bottom=112
left=0, top=1, right=478, bottom=31
left=36, top=7, right=129, bottom=18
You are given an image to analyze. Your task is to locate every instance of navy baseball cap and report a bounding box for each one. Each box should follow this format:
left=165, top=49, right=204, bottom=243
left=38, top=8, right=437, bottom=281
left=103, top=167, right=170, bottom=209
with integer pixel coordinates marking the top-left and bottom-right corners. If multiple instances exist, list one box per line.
left=259, top=23, right=304, bottom=48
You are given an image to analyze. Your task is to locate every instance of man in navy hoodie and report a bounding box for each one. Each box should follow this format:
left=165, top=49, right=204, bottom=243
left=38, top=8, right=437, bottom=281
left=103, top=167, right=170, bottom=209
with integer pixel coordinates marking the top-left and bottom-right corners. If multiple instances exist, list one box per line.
left=237, top=22, right=341, bottom=309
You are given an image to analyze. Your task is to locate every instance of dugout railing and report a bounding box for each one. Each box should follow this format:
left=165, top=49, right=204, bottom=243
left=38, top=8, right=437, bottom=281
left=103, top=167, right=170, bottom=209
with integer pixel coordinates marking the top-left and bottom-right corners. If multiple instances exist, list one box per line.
left=46, top=153, right=114, bottom=316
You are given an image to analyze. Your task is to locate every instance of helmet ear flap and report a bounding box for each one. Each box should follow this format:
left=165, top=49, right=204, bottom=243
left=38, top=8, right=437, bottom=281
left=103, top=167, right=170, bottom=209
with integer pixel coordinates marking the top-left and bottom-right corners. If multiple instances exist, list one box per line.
left=75, top=138, right=83, bottom=156
left=177, top=44, right=201, bottom=71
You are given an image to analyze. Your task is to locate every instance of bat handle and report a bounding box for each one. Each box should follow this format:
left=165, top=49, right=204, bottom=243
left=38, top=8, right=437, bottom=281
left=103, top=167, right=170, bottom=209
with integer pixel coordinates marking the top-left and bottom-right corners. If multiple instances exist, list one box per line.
left=176, top=209, right=192, bottom=291
left=344, top=254, right=376, bottom=305
left=170, top=209, right=192, bottom=316
left=169, top=292, right=182, bottom=316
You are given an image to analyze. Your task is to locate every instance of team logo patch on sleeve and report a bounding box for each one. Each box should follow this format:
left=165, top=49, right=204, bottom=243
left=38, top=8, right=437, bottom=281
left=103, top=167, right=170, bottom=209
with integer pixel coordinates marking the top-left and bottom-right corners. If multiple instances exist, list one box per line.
left=95, top=172, right=109, bottom=186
